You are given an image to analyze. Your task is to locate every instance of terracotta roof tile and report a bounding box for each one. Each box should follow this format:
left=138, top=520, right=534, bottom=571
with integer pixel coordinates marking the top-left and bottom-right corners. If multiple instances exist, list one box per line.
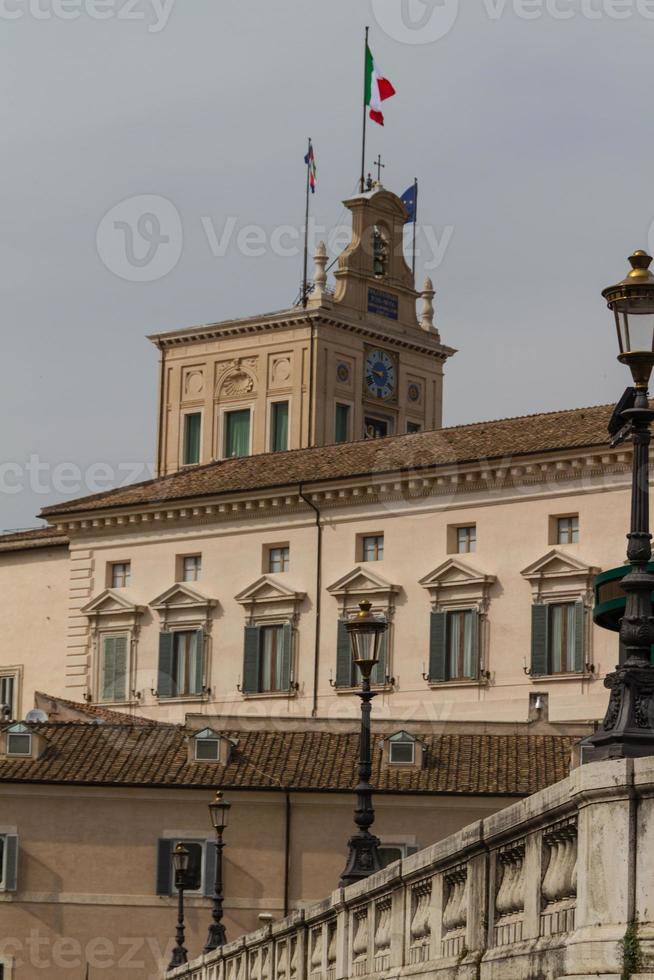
left=0, top=721, right=576, bottom=796
left=40, top=403, right=614, bottom=519
left=0, top=526, right=69, bottom=552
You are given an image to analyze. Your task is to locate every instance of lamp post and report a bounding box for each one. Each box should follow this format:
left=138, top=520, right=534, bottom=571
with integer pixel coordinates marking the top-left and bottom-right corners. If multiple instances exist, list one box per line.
left=339, top=599, right=388, bottom=887
left=582, top=249, right=654, bottom=761
left=203, top=790, right=231, bottom=954
left=168, top=843, right=190, bottom=971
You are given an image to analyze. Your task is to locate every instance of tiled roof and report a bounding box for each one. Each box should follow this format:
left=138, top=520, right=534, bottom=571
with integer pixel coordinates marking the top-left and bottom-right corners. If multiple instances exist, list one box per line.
left=33, top=692, right=164, bottom=727
left=0, top=526, right=69, bottom=552
left=40, top=403, right=614, bottom=518
left=0, top=721, right=576, bottom=796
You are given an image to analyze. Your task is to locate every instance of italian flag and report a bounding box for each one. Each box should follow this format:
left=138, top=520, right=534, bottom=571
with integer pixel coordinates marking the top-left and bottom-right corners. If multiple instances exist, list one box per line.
left=365, top=44, right=396, bottom=126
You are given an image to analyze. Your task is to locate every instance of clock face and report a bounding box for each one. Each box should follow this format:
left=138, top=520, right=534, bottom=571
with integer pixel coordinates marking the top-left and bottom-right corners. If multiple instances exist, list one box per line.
left=365, top=349, right=396, bottom=401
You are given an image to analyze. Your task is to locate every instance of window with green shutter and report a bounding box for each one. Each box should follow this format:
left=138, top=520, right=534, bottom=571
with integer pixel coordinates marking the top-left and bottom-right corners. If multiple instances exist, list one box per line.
left=100, top=634, right=128, bottom=702
left=531, top=602, right=585, bottom=675
left=335, top=619, right=356, bottom=687
left=271, top=402, right=289, bottom=452
left=0, top=834, right=18, bottom=892
left=241, top=623, right=293, bottom=694
left=157, top=630, right=204, bottom=698
left=183, top=413, right=202, bottom=465
left=428, top=610, right=480, bottom=682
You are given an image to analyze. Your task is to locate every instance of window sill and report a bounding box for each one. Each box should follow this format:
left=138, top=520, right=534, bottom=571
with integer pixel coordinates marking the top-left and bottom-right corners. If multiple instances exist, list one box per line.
left=156, top=695, right=210, bottom=704
left=334, top=684, right=394, bottom=695
left=530, top=672, right=592, bottom=682
left=94, top=699, right=143, bottom=708
left=427, top=678, right=488, bottom=690
left=241, top=690, right=298, bottom=701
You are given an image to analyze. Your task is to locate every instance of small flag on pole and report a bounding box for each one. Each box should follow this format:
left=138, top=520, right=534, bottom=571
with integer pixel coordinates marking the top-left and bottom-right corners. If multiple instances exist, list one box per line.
left=365, top=44, right=396, bottom=126
left=304, top=141, right=317, bottom=193
left=401, top=183, right=418, bottom=223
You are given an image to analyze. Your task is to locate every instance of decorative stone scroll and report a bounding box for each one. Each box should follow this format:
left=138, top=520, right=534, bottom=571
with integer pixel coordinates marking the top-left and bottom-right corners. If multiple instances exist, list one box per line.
left=540, top=817, right=578, bottom=937
left=373, top=898, right=392, bottom=972
left=409, top=877, right=432, bottom=964
left=441, top=866, right=468, bottom=958
left=493, top=840, right=526, bottom=946
left=351, top=907, right=369, bottom=977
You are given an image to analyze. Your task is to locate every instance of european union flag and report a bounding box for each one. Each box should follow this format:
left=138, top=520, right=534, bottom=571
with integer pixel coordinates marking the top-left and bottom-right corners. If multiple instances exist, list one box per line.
left=401, top=183, right=417, bottom=223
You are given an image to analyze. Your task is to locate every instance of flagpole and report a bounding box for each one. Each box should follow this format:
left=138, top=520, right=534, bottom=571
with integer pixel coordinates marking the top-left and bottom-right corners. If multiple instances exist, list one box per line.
left=412, top=177, right=418, bottom=279
left=359, top=26, right=369, bottom=193
left=302, top=137, right=312, bottom=308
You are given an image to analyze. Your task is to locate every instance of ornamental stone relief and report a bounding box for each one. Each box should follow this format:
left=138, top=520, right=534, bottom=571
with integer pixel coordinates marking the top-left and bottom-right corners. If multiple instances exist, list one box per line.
left=270, top=356, right=292, bottom=387
left=216, top=358, right=258, bottom=398
left=183, top=369, right=204, bottom=398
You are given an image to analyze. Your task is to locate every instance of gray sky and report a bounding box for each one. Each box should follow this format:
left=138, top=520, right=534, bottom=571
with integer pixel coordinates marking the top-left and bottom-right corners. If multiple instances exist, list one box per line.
left=1, top=0, right=649, bottom=530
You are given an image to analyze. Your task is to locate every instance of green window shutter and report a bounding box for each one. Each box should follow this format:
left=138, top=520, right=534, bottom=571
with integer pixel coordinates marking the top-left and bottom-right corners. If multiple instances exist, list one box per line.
left=428, top=611, right=447, bottom=682
left=469, top=611, right=480, bottom=679
left=204, top=840, right=217, bottom=898
left=192, top=630, right=205, bottom=695
left=371, top=630, right=388, bottom=686
left=4, top=835, right=18, bottom=892
left=157, top=632, right=175, bottom=698
left=280, top=623, right=293, bottom=690
left=101, top=636, right=117, bottom=701
left=573, top=601, right=585, bottom=673
left=531, top=605, right=549, bottom=676
left=155, top=839, right=172, bottom=896
left=242, top=626, right=260, bottom=694
left=335, top=620, right=354, bottom=688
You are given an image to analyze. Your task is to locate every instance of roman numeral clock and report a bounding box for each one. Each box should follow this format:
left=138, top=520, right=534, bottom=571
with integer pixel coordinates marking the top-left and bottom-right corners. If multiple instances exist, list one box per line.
left=364, top=347, right=397, bottom=402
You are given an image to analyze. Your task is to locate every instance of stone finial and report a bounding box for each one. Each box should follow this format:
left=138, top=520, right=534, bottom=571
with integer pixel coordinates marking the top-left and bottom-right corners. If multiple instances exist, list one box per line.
left=314, top=241, right=327, bottom=290
left=420, top=277, right=436, bottom=332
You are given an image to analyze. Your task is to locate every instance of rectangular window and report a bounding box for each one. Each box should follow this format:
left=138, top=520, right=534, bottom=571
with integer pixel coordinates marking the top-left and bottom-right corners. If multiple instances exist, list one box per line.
left=156, top=838, right=211, bottom=898
left=224, top=409, right=251, bottom=458
left=271, top=402, right=289, bottom=452
left=446, top=610, right=477, bottom=680
left=389, top=735, right=415, bottom=765
left=100, top=634, right=128, bottom=702
left=548, top=603, right=579, bottom=673
left=407, top=421, right=421, bottom=434
left=259, top=625, right=286, bottom=692
left=268, top=546, right=290, bottom=573
left=335, top=404, right=351, bottom=443
left=110, top=562, right=131, bottom=589
left=7, top=733, right=31, bottom=756
left=557, top=515, right=579, bottom=544
left=183, top=413, right=202, bottom=466
left=364, top=416, right=391, bottom=439
left=362, top=534, right=384, bottom=562
left=195, top=738, right=219, bottom=761
left=457, top=526, right=477, bottom=554
left=181, top=555, right=202, bottom=582
left=171, top=631, right=203, bottom=697
left=0, top=676, right=16, bottom=720
left=0, top=834, right=18, bottom=892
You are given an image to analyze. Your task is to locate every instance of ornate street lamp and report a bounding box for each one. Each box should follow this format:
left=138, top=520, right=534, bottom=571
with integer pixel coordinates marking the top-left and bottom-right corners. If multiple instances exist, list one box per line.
left=582, top=250, right=654, bottom=761
left=203, top=790, right=231, bottom=954
left=168, top=843, right=190, bottom=970
left=339, top=599, right=388, bottom=887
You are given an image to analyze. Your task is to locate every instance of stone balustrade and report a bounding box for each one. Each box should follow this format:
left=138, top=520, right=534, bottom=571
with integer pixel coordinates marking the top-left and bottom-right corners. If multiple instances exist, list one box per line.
left=166, top=757, right=654, bottom=980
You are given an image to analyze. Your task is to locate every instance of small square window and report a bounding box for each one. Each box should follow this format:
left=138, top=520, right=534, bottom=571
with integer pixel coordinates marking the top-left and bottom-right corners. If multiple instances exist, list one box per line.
left=7, top=733, right=31, bottom=757
left=110, top=562, right=131, bottom=589
left=557, top=515, right=579, bottom=545
left=456, top=526, right=476, bottom=554
left=195, top=738, right=219, bottom=761
left=389, top=733, right=415, bottom=765
left=362, top=535, right=384, bottom=562
left=406, top=421, right=421, bottom=434
left=182, top=555, right=202, bottom=582
left=268, top=546, right=290, bottom=573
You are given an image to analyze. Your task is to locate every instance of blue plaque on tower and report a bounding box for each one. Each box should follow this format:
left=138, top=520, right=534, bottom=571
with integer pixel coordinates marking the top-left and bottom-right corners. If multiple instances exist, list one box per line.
left=367, top=288, right=398, bottom=321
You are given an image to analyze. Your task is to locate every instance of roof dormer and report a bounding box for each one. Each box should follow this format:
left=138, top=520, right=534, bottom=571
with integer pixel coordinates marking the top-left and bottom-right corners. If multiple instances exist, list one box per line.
left=186, top=728, right=238, bottom=765
left=1, top=723, right=47, bottom=761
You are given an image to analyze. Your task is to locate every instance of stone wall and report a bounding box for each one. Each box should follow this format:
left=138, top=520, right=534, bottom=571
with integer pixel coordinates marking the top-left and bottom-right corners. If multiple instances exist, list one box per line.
left=165, top=756, right=654, bottom=979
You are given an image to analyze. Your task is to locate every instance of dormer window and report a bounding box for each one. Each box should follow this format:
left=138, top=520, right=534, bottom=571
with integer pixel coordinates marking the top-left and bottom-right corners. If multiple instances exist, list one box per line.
left=188, top=728, right=236, bottom=765
left=5, top=724, right=32, bottom=757
left=195, top=734, right=219, bottom=761
left=388, top=731, right=416, bottom=765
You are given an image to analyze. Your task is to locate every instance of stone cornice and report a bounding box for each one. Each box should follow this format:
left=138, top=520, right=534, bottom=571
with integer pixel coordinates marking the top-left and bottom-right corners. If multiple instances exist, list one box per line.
left=49, top=446, right=632, bottom=536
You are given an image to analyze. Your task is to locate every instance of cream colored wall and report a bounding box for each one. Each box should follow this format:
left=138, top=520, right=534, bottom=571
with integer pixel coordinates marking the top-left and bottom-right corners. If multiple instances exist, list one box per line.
left=0, top=783, right=513, bottom=979
left=48, top=469, right=632, bottom=725
left=0, top=546, right=68, bottom=718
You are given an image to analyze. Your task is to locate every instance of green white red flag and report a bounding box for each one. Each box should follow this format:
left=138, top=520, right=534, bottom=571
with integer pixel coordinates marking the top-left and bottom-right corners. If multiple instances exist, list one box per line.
left=365, top=44, right=396, bottom=126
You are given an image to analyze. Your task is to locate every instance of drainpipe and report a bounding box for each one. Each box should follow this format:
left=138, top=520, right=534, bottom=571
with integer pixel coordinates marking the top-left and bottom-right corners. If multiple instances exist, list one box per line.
left=284, top=790, right=292, bottom=916
left=155, top=341, right=166, bottom=477
left=307, top=320, right=316, bottom=448
left=299, top=482, right=322, bottom=718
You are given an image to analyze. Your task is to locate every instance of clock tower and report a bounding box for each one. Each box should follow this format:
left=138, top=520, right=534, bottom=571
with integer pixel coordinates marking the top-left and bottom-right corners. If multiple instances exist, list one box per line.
left=150, top=183, right=455, bottom=476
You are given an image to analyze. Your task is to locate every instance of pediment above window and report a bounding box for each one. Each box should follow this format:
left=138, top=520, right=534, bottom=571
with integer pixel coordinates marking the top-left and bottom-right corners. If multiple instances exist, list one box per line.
left=81, top=590, right=145, bottom=630
left=521, top=550, right=600, bottom=602
left=327, top=565, right=400, bottom=611
left=150, top=584, right=218, bottom=631
left=235, top=575, right=306, bottom=625
left=419, top=559, right=496, bottom=611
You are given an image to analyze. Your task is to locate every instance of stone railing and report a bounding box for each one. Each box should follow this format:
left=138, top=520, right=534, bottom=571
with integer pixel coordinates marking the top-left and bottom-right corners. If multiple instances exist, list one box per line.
left=167, top=757, right=654, bottom=979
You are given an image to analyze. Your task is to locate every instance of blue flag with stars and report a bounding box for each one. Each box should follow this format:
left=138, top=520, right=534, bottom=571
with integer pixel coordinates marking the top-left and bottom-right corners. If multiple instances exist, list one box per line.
left=401, top=183, right=417, bottom=223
